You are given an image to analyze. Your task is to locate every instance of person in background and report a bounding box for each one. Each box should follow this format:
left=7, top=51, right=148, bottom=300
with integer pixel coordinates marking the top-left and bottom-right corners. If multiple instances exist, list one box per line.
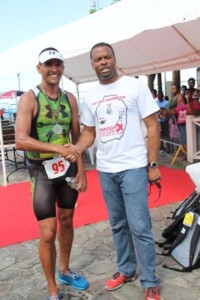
left=74, top=42, right=161, bottom=300
left=163, top=84, right=184, bottom=154
left=185, top=78, right=200, bottom=150
left=181, top=85, right=187, bottom=101
left=164, top=95, right=169, bottom=101
left=0, top=108, right=4, bottom=120
left=168, top=84, right=184, bottom=109
left=151, top=89, right=158, bottom=101
left=162, top=92, right=195, bottom=157
left=156, top=91, right=169, bottom=110
left=156, top=91, right=170, bottom=153
left=185, top=78, right=200, bottom=115
left=15, top=47, right=89, bottom=300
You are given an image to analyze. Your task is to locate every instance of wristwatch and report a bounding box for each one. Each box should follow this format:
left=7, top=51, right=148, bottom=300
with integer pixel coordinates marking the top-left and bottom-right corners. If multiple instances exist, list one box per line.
left=148, top=162, right=158, bottom=169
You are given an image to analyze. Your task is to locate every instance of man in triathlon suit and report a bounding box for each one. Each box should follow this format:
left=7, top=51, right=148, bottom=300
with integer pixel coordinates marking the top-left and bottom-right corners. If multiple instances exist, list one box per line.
left=15, top=47, right=89, bottom=300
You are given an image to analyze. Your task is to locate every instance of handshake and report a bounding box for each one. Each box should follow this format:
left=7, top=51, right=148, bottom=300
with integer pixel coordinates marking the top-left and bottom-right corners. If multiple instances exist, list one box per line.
left=58, top=143, right=81, bottom=162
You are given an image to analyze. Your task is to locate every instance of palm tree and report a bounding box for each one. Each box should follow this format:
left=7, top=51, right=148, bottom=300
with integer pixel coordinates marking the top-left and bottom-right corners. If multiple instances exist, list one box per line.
left=172, top=70, right=180, bottom=87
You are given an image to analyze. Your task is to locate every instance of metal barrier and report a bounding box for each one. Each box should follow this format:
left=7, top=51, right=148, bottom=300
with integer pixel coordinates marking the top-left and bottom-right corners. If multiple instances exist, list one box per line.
left=159, top=115, right=187, bottom=165
left=0, top=121, right=27, bottom=186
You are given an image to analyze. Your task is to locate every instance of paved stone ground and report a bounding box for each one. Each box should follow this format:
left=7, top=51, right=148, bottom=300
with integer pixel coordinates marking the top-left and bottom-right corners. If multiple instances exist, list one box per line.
left=0, top=150, right=200, bottom=299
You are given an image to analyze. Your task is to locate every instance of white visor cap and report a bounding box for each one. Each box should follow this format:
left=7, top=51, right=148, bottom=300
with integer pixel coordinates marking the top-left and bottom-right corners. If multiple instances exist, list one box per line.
left=38, top=50, right=64, bottom=63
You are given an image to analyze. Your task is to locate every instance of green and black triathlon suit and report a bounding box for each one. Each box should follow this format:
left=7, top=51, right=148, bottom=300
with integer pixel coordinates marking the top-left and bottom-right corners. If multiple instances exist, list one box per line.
left=26, top=86, right=78, bottom=221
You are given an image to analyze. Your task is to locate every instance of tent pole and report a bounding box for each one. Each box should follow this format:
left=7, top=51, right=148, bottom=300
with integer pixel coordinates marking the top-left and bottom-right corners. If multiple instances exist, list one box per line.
left=0, top=118, right=8, bottom=186
left=75, top=83, right=81, bottom=115
left=17, top=73, right=21, bottom=91
left=76, top=83, right=80, bottom=101
left=61, top=76, right=65, bottom=90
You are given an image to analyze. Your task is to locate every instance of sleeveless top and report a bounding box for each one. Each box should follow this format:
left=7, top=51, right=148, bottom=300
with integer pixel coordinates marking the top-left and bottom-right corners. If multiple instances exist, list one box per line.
left=27, top=86, right=72, bottom=159
left=168, top=94, right=179, bottom=109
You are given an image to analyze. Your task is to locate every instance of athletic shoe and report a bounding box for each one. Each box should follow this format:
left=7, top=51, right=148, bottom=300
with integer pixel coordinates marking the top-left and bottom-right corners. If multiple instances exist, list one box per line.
left=144, top=287, right=160, bottom=300
left=57, top=269, right=89, bottom=290
left=105, top=271, right=136, bottom=291
left=47, top=294, right=62, bottom=300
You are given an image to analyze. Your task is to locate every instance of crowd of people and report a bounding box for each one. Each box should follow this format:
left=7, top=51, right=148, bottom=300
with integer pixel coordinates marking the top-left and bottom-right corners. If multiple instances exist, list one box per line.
left=14, top=44, right=200, bottom=300
left=151, top=78, right=200, bottom=157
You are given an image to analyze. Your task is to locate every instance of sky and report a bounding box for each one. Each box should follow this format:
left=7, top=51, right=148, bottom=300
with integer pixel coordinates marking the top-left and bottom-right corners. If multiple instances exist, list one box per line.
left=0, top=0, right=113, bottom=96
left=0, top=0, right=113, bottom=53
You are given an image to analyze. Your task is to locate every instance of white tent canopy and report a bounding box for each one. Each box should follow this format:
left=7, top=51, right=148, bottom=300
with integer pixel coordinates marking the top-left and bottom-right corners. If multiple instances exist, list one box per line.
left=0, top=0, right=200, bottom=85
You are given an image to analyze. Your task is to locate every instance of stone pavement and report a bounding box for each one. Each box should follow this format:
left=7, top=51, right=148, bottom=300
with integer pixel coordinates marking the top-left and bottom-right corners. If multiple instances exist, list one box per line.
left=0, top=151, right=200, bottom=300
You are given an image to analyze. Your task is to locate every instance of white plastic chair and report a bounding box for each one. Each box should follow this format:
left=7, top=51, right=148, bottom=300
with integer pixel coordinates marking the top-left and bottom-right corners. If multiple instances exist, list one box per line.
left=186, top=162, right=200, bottom=191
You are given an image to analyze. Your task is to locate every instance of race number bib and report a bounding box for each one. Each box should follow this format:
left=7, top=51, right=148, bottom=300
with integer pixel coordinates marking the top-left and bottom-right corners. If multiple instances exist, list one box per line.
left=43, top=157, right=70, bottom=179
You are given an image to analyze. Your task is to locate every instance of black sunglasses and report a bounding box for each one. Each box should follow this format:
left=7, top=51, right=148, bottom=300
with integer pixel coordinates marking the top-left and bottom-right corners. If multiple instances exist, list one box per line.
left=148, top=180, right=162, bottom=202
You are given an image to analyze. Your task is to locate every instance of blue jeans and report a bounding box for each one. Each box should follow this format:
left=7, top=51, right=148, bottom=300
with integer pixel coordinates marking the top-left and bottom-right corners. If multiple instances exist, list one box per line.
left=178, top=123, right=186, bottom=145
left=98, top=167, right=159, bottom=288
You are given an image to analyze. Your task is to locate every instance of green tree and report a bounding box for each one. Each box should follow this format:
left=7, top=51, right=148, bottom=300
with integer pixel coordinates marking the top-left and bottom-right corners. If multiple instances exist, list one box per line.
left=89, top=8, right=96, bottom=14
left=172, top=70, right=180, bottom=88
left=89, top=1, right=97, bottom=14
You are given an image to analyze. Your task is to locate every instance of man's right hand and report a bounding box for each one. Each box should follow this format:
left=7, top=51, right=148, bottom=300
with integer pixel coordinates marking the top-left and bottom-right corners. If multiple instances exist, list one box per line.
left=59, top=144, right=80, bottom=162
left=64, top=144, right=79, bottom=162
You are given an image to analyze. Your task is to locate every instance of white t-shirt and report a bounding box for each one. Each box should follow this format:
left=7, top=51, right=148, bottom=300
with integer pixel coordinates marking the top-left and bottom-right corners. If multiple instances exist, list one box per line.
left=81, top=76, right=159, bottom=173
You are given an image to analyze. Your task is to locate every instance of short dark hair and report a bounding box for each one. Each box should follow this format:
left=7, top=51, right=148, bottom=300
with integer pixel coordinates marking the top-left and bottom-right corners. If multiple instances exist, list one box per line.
left=151, top=89, right=157, bottom=94
left=181, top=85, right=187, bottom=90
left=158, top=91, right=164, bottom=97
left=188, top=77, right=195, bottom=83
left=90, top=42, right=115, bottom=59
left=172, top=83, right=180, bottom=90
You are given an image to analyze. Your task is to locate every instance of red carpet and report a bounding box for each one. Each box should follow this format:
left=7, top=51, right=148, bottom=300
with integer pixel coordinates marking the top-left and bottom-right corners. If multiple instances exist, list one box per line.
left=0, top=166, right=195, bottom=248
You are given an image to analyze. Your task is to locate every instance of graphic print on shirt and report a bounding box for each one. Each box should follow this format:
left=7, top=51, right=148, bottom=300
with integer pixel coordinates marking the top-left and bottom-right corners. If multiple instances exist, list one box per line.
left=177, top=109, right=187, bottom=123
left=45, top=103, right=68, bottom=119
left=95, top=95, right=127, bottom=143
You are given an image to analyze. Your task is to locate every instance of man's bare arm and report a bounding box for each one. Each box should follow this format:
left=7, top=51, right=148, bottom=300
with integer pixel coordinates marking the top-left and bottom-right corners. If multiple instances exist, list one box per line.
left=143, top=113, right=161, bottom=182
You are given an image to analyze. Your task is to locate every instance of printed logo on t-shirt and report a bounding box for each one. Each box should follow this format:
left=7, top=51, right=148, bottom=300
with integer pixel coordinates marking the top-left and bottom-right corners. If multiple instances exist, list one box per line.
left=95, top=95, right=127, bottom=143
left=177, top=110, right=187, bottom=123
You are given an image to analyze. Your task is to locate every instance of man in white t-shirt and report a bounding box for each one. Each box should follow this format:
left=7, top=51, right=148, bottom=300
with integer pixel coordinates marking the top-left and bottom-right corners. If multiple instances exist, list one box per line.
left=75, top=42, right=161, bottom=300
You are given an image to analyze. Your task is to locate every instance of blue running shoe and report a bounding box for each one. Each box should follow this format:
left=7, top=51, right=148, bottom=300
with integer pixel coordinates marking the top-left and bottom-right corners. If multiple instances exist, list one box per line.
left=47, top=295, right=62, bottom=300
left=57, top=269, right=89, bottom=290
